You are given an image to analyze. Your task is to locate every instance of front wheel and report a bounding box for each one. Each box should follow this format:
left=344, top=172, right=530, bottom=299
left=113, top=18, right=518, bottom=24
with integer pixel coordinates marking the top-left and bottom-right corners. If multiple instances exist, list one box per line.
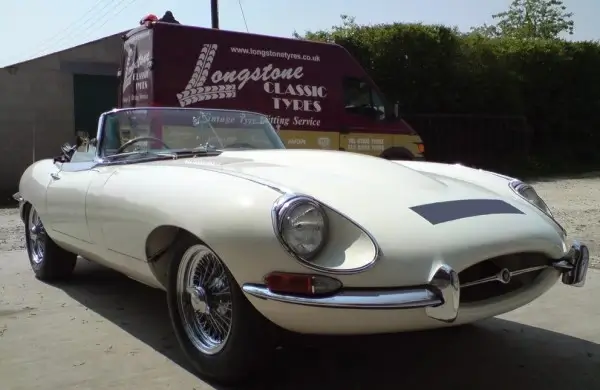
left=166, top=237, right=277, bottom=384
left=25, top=205, right=77, bottom=281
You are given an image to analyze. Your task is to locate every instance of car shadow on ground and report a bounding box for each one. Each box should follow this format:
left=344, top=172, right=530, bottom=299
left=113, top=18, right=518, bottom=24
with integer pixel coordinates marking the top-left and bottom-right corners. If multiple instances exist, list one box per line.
left=56, top=260, right=600, bottom=390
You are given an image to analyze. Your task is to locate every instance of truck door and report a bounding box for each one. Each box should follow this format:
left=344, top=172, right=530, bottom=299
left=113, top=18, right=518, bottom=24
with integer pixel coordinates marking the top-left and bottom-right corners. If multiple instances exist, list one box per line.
left=339, top=77, right=392, bottom=157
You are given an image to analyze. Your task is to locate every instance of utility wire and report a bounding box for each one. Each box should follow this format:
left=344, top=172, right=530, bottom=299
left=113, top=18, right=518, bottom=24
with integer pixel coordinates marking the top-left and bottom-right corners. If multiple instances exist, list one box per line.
left=76, top=0, right=141, bottom=41
left=4, top=0, right=141, bottom=66
left=31, top=0, right=114, bottom=59
left=3, top=0, right=111, bottom=65
left=238, top=0, right=249, bottom=32
left=47, top=0, right=136, bottom=55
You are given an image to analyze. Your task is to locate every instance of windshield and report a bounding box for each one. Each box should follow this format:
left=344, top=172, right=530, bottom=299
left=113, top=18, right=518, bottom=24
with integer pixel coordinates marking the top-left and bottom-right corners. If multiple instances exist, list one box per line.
left=99, top=107, right=285, bottom=158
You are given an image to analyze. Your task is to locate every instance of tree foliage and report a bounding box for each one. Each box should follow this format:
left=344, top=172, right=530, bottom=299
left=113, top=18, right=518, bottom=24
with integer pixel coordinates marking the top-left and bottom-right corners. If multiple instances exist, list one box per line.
left=293, top=14, right=359, bottom=42
left=295, top=15, right=600, bottom=175
left=470, top=0, right=574, bottom=39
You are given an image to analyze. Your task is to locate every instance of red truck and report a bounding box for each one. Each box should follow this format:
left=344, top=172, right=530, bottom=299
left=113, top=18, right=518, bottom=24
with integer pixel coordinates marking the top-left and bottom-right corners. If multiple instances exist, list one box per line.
left=118, top=20, right=425, bottom=160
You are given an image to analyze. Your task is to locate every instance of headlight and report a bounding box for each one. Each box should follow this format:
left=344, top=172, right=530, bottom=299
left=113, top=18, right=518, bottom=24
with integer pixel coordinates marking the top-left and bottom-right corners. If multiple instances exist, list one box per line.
left=273, top=195, right=328, bottom=261
left=509, top=180, right=553, bottom=217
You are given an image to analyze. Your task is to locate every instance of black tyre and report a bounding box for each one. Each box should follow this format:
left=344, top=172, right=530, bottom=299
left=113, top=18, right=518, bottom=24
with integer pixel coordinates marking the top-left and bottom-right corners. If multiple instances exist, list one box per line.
left=24, top=204, right=77, bottom=281
left=166, top=236, right=277, bottom=385
left=380, top=147, right=414, bottom=161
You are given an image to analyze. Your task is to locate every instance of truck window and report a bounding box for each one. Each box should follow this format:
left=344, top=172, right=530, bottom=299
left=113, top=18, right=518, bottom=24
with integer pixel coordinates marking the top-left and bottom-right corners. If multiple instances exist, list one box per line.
left=343, top=77, right=386, bottom=120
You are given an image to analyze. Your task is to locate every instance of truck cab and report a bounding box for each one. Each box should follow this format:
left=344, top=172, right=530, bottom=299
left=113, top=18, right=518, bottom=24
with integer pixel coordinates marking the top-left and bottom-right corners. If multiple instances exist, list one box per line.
left=118, top=21, right=424, bottom=160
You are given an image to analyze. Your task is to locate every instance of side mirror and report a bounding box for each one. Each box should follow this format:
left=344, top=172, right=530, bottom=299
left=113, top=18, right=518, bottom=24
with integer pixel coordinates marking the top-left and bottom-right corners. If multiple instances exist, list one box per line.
left=61, top=142, right=73, bottom=154
left=385, top=102, right=400, bottom=121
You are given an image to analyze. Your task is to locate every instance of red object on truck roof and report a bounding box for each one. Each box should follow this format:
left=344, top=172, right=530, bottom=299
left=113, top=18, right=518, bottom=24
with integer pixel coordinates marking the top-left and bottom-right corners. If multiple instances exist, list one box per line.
left=139, top=14, right=158, bottom=25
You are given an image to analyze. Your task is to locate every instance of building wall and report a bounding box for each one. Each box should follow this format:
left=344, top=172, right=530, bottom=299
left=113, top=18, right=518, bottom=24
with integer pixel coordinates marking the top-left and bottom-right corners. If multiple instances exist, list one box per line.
left=0, top=33, right=123, bottom=202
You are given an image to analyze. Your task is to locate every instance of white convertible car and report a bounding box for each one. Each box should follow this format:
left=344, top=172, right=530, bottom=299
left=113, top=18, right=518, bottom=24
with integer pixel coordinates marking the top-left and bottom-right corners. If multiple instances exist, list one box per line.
left=14, top=107, right=589, bottom=384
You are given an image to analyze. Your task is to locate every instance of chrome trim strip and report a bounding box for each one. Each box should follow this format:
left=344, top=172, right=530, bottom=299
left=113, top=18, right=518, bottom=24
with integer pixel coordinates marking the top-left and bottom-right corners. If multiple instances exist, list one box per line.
left=270, top=192, right=382, bottom=275
left=242, top=264, right=459, bottom=323
left=94, top=113, right=107, bottom=160
left=461, top=265, right=549, bottom=288
left=461, top=241, right=591, bottom=289
left=242, top=284, right=442, bottom=309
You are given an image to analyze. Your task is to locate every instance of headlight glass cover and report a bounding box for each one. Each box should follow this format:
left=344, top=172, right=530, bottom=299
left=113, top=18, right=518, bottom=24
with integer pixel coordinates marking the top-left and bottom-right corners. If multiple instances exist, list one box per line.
left=274, top=195, right=328, bottom=260
left=509, top=180, right=553, bottom=217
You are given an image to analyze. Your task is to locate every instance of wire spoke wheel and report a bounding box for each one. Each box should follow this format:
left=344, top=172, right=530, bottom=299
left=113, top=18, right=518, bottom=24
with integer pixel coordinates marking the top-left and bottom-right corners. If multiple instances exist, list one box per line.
left=27, top=208, right=46, bottom=264
left=176, top=244, right=233, bottom=355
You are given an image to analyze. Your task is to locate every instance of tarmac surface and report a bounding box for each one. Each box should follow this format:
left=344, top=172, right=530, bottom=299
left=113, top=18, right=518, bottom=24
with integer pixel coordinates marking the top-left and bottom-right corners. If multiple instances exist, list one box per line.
left=1, top=250, right=599, bottom=390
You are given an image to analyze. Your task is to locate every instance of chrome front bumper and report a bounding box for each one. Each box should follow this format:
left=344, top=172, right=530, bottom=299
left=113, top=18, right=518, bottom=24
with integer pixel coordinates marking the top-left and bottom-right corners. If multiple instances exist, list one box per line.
left=12, top=192, right=26, bottom=223
left=243, top=241, right=590, bottom=323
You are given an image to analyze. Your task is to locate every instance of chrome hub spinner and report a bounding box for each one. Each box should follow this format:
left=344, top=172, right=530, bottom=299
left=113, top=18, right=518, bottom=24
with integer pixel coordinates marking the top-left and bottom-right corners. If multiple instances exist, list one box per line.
left=187, top=285, right=210, bottom=314
left=499, top=268, right=512, bottom=284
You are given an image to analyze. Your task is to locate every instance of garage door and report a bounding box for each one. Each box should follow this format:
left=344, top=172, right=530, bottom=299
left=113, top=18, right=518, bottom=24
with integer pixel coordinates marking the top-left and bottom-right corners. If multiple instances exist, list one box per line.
left=73, top=74, right=118, bottom=137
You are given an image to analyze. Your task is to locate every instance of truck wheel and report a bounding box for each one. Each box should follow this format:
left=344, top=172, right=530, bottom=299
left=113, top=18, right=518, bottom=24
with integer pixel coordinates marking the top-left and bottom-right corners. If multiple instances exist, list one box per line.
left=380, top=147, right=414, bottom=161
left=167, top=237, right=277, bottom=384
left=386, top=154, right=412, bottom=161
left=25, top=205, right=77, bottom=281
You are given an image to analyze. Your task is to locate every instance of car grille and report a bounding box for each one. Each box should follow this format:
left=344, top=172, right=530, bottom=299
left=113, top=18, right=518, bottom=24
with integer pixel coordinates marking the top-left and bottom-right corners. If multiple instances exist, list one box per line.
left=459, top=253, right=551, bottom=303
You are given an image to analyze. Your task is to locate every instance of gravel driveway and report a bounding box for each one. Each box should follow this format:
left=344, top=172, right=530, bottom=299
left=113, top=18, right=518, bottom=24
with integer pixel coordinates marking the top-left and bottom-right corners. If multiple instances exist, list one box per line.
left=532, top=176, right=600, bottom=268
left=0, top=206, right=23, bottom=253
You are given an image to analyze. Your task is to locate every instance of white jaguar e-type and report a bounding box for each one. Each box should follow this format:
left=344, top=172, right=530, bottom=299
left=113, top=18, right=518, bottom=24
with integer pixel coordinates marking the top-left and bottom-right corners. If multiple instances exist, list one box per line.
left=14, top=107, right=589, bottom=384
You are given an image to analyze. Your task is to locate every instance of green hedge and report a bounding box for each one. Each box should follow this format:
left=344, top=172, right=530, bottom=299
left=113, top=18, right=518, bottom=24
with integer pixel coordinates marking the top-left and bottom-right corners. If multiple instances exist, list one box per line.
left=301, top=22, right=600, bottom=176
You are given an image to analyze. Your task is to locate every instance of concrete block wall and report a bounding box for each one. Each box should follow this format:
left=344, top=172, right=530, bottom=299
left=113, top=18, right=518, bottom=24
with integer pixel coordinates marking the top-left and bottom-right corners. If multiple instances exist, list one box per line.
left=0, top=33, right=123, bottom=203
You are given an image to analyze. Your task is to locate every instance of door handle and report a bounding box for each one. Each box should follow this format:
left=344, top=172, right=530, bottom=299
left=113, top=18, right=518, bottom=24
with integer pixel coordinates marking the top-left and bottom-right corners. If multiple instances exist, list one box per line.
left=50, top=173, right=61, bottom=180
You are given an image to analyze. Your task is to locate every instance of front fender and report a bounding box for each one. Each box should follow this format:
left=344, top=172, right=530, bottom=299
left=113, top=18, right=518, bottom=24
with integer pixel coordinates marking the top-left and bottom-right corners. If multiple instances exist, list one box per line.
left=17, top=159, right=57, bottom=220
left=89, top=165, right=317, bottom=287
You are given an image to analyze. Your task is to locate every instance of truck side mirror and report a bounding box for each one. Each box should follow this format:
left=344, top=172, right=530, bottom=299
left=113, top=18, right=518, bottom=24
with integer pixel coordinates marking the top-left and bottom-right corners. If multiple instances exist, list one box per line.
left=394, top=102, right=399, bottom=118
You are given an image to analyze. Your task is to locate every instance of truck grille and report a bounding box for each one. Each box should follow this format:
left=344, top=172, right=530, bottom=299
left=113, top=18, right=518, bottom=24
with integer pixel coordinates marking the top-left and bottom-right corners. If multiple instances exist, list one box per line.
left=459, top=253, right=550, bottom=303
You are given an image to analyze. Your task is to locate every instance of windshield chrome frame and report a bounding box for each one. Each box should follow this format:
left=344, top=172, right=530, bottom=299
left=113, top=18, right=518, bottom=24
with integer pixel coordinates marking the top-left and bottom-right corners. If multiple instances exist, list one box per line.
left=94, top=106, right=283, bottom=162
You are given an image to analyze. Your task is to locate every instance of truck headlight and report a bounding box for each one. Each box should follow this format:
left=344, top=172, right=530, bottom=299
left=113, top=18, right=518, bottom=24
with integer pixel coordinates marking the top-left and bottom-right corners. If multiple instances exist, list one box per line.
left=273, top=195, right=328, bottom=261
left=509, top=180, right=553, bottom=217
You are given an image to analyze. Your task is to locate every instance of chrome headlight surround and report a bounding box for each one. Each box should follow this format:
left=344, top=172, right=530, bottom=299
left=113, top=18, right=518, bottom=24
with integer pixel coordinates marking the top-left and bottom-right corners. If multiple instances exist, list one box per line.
left=272, top=194, right=329, bottom=262
left=509, top=179, right=553, bottom=217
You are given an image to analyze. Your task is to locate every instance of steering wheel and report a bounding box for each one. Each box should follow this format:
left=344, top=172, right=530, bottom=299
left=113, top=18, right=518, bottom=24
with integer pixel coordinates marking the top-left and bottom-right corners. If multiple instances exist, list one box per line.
left=115, top=136, right=170, bottom=154
left=223, top=142, right=255, bottom=149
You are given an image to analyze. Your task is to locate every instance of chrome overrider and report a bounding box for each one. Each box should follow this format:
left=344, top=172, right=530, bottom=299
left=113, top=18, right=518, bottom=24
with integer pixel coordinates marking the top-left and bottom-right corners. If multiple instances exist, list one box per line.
left=242, top=241, right=589, bottom=323
left=553, top=240, right=589, bottom=287
left=13, top=192, right=26, bottom=223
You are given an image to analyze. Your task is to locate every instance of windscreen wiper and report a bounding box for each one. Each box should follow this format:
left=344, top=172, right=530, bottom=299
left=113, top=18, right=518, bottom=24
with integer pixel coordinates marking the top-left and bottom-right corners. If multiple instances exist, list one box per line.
left=104, top=150, right=178, bottom=161
left=174, top=146, right=223, bottom=157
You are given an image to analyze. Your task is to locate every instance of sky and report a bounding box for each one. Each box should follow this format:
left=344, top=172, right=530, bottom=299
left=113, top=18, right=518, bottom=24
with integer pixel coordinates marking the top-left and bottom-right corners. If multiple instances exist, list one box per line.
left=1, top=0, right=598, bottom=68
